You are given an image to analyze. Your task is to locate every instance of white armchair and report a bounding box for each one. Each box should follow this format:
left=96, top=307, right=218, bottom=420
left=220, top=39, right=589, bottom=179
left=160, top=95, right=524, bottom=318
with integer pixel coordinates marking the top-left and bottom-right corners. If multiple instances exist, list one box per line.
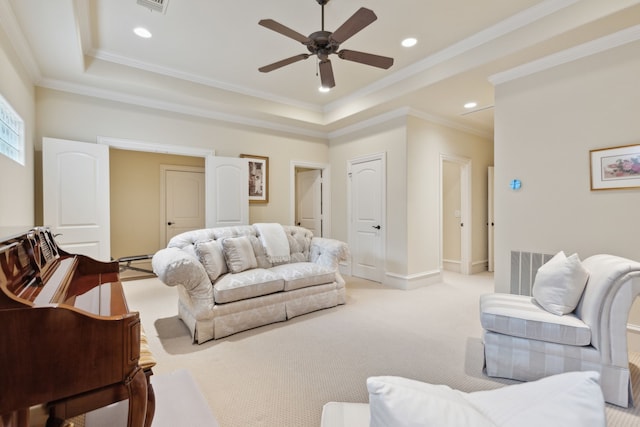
left=480, top=253, right=640, bottom=407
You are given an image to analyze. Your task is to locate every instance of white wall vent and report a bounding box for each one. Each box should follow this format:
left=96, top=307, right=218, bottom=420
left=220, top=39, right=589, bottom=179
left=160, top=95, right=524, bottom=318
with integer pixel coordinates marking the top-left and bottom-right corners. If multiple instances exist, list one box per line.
left=137, top=0, right=169, bottom=14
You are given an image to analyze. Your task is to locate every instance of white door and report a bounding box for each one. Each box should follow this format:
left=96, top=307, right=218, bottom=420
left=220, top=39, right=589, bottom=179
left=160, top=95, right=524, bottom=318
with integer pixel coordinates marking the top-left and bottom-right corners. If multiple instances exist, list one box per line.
left=205, top=155, right=249, bottom=228
left=349, top=154, right=385, bottom=282
left=43, top=138, right=110, bottom=261
left=442, top=161, right=462, bottom=272
left=488, top=166, right=495, bottom=272
left=162, top=167, right=205, bottom=245
left=296, top=169, right=322, bottom=236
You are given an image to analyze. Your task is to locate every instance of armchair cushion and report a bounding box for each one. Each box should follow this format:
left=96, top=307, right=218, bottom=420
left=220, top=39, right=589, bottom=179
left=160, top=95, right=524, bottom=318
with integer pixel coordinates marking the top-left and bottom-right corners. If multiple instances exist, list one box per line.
left=480, top=293, right=591, bottom=346
left=532, top=251, right=589, bottom=315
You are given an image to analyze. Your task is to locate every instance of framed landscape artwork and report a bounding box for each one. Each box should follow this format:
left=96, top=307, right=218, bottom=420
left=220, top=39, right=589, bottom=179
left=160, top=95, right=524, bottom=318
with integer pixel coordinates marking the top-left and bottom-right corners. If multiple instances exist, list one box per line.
left=240, top=154, right=269, bottom=203
left=590, top=143, right=640, bottom=190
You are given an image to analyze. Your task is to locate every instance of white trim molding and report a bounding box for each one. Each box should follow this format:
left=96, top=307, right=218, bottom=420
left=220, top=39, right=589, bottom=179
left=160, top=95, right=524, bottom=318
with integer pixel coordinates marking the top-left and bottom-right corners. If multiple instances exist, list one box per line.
left=490, top=24, right=640, bottom=85
left=384, top=270, right=442, bottom=290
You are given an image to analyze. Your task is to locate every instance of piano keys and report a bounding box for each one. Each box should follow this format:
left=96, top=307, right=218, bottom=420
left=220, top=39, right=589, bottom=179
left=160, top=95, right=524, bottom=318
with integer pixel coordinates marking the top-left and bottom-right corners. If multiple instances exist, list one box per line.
left=0, top=227, right=155, bottom=427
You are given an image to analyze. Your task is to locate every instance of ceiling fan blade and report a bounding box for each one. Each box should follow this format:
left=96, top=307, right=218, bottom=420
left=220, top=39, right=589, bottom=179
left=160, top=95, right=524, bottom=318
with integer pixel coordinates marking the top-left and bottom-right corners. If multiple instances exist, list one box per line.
left=319, top=60, right=335, bottom=88
left=329, top=7, right=377, bottom=44
left=259, top=19, right=310, bottom=44
left=338, top=49, right=394, bottom=69
left=259, top=54, right=310, bottom=73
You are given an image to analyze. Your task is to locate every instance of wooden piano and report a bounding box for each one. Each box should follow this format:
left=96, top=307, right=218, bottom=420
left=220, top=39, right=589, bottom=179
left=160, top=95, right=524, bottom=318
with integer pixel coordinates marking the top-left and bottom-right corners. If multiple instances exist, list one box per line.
left=0, top=227, right=155, bottom=427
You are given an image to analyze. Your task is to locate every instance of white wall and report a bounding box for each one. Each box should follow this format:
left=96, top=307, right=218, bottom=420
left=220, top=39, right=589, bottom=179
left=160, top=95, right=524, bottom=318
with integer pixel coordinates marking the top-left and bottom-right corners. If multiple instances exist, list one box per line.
left=34, top=88, right=329, bottom=227
left=493, top=40, right=640, bottom=337
left=0, top=25, right=35, bottom=232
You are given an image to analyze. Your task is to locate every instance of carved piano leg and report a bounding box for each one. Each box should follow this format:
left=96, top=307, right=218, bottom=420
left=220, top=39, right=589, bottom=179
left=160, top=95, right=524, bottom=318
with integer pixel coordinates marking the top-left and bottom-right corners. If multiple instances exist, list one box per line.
left=126, top=367, right=148, bottom=427
left=143, top=369, right=155, bottom=427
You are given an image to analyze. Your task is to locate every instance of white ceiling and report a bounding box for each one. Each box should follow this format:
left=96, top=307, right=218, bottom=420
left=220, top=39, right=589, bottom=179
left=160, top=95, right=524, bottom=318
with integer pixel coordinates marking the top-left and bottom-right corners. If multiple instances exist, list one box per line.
left=3, top=0, right=640, bottom=139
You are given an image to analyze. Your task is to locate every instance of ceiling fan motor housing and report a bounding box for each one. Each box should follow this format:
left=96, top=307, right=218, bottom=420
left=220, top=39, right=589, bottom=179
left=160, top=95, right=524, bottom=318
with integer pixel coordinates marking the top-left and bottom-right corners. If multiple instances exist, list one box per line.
left=307, top=31, right=339, bottom=60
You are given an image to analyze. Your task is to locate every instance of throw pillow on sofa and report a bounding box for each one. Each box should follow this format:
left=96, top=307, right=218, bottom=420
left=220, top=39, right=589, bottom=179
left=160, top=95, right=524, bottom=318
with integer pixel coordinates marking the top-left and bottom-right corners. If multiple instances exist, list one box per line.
left=195, top=239, right=228, bottom=281
left=532, top=251, right=589, bottom=315
left=221, top=236, right=258, bottom=273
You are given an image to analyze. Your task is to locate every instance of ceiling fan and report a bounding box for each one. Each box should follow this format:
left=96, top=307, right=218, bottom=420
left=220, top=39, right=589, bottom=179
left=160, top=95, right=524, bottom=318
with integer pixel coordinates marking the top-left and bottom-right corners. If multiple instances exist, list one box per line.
left=258, top=0, right=394, bottom=89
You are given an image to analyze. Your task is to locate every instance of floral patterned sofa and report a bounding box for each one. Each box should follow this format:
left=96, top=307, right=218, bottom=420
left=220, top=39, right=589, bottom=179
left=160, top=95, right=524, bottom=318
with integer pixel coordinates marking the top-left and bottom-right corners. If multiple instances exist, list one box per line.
left=152, top=224, right=349, bottom=344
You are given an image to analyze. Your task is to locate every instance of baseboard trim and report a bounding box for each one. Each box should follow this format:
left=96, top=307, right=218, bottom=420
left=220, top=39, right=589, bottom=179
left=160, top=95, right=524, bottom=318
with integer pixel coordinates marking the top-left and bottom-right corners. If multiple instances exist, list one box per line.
left=384, top=270, right=442, bottom=290
left=628, top=323, right=640, bottom=334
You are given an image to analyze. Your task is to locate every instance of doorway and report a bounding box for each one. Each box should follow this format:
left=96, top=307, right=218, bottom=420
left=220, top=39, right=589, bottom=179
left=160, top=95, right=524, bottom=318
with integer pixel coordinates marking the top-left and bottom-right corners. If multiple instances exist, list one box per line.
left=290, top=161, right=331, bottom=237
left=440, top=155, right=471, bottom=275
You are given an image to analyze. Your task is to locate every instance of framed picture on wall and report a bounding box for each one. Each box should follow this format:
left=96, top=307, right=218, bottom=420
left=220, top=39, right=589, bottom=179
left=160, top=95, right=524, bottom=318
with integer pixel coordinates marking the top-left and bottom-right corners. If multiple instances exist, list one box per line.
left=589, top=143, right=640, bottom=190
left=240, top=154, right=269, bottom=203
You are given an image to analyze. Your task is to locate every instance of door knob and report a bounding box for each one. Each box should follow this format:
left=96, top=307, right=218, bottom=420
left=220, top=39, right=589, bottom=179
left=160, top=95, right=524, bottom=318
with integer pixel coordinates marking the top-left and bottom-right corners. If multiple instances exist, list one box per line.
left=167, top=221, right=174, bottom=226
left=372, top=225, right=381, bottom=230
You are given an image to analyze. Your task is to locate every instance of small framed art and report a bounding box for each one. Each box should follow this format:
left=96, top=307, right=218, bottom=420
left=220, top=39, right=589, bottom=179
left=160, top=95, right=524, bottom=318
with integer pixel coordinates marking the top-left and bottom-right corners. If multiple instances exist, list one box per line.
left=240, top=154, right=269, bottom=203
left=589, top=144, right=640, bottom=190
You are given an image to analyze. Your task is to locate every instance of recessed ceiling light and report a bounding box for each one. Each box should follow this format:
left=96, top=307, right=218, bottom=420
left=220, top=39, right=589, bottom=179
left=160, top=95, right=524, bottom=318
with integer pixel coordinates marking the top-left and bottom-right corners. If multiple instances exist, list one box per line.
left=464, top=102, right=478, bottom=109
left=134, top=27, right=152, bottom=38
left=401, top=38, right=417, bottom=47
left=318, top=86, right=330, bottom=93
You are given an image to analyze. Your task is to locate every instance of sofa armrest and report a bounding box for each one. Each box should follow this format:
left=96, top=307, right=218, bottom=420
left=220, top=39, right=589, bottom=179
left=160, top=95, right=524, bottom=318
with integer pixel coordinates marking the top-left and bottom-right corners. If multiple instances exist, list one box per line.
left=310, top=237, right=349, bottom=269
left=152, top=247, right=215, bottom=308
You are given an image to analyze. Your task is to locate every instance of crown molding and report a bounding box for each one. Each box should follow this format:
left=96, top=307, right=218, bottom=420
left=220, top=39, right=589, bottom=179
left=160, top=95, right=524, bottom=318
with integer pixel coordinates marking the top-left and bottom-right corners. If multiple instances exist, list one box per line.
left=327, top=107, right=492, bottom=140
left=97, top=136, right=214, bottom=157
left=89, top=48, right=323, bottom=114
left=490, top=24, right=640, bottom=85
left=38, top=77, right=328, bottom=140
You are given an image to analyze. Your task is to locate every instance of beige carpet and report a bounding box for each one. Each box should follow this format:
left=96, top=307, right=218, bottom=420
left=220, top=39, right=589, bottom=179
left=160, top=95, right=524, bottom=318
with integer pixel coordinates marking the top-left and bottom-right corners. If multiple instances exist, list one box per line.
left=122, top=272, right=640, bottom=427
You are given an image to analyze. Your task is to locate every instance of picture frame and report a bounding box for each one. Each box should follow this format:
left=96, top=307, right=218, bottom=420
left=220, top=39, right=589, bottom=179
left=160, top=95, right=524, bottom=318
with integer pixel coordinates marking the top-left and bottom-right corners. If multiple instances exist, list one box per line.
left=240, top=154, right=269, bottom=203
left=589, top=143, right=640, bottom=191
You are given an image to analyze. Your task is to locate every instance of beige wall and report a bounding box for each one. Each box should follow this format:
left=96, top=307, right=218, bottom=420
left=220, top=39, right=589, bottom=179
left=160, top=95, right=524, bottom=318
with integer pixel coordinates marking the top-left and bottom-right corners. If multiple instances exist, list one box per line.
left=329, top=114, right=493, bottom=285
left=0, top=26, right=35, bottom=233
left=493, top=40, right=640, bottom=291
left=109, top=149, right=204, bottom=259
left=329, top=117, right=409, bottom=277
left=407, top=117, right=494, bottom=275
left=493, top=40, right=640, bottom=339
left=34, top=88, right=329, bottom=256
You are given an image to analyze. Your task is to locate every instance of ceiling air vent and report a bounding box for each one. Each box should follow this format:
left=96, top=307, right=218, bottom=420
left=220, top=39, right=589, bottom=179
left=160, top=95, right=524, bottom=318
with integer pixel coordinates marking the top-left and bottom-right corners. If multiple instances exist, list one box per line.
left=137, top=0, right=169, bottom=14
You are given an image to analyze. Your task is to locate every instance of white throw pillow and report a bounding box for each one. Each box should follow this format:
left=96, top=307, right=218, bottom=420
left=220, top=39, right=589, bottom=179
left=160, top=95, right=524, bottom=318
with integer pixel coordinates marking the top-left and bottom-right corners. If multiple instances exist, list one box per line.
left=195, top=239, right=228, bottom=282
left=367, top=376, right=497, bottom=427
left=466, top=371, right=605, bottom=427
left=532, top=251, right=589, bottom=315
left=221, top=236, right=258, bottom=274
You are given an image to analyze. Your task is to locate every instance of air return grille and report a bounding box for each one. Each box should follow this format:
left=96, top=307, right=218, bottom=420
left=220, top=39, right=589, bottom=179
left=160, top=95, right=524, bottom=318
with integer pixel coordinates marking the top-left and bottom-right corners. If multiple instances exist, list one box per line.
left=510, top=250, right=553, bottom=296
left=137, top=0, right=169, bottom=14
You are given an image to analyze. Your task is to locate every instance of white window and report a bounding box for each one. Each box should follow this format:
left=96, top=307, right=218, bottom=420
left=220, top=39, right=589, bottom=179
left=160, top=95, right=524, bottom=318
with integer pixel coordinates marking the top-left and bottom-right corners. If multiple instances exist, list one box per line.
left=0, top=94, right=25, bottom=165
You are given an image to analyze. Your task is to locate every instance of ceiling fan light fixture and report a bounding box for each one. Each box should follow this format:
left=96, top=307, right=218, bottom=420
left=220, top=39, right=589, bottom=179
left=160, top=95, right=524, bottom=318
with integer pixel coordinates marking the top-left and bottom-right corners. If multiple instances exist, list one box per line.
left=401, top=37, right=417, bottom=47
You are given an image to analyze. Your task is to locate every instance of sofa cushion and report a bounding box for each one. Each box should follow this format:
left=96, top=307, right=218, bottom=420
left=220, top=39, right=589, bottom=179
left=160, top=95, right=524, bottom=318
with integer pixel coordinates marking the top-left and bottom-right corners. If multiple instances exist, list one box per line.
left=221, top=236, right=258, bottom=273
left=480, top=293, right=591, bottom=346
left=367, top=376, right=496, bottom=427
left=213, top=269, right=284, bottom=303
left=532, top=251, right=589, bottom=315
left=269, top=262, right=336, bottom=291
left=195, top=239, right=228, bottom=282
